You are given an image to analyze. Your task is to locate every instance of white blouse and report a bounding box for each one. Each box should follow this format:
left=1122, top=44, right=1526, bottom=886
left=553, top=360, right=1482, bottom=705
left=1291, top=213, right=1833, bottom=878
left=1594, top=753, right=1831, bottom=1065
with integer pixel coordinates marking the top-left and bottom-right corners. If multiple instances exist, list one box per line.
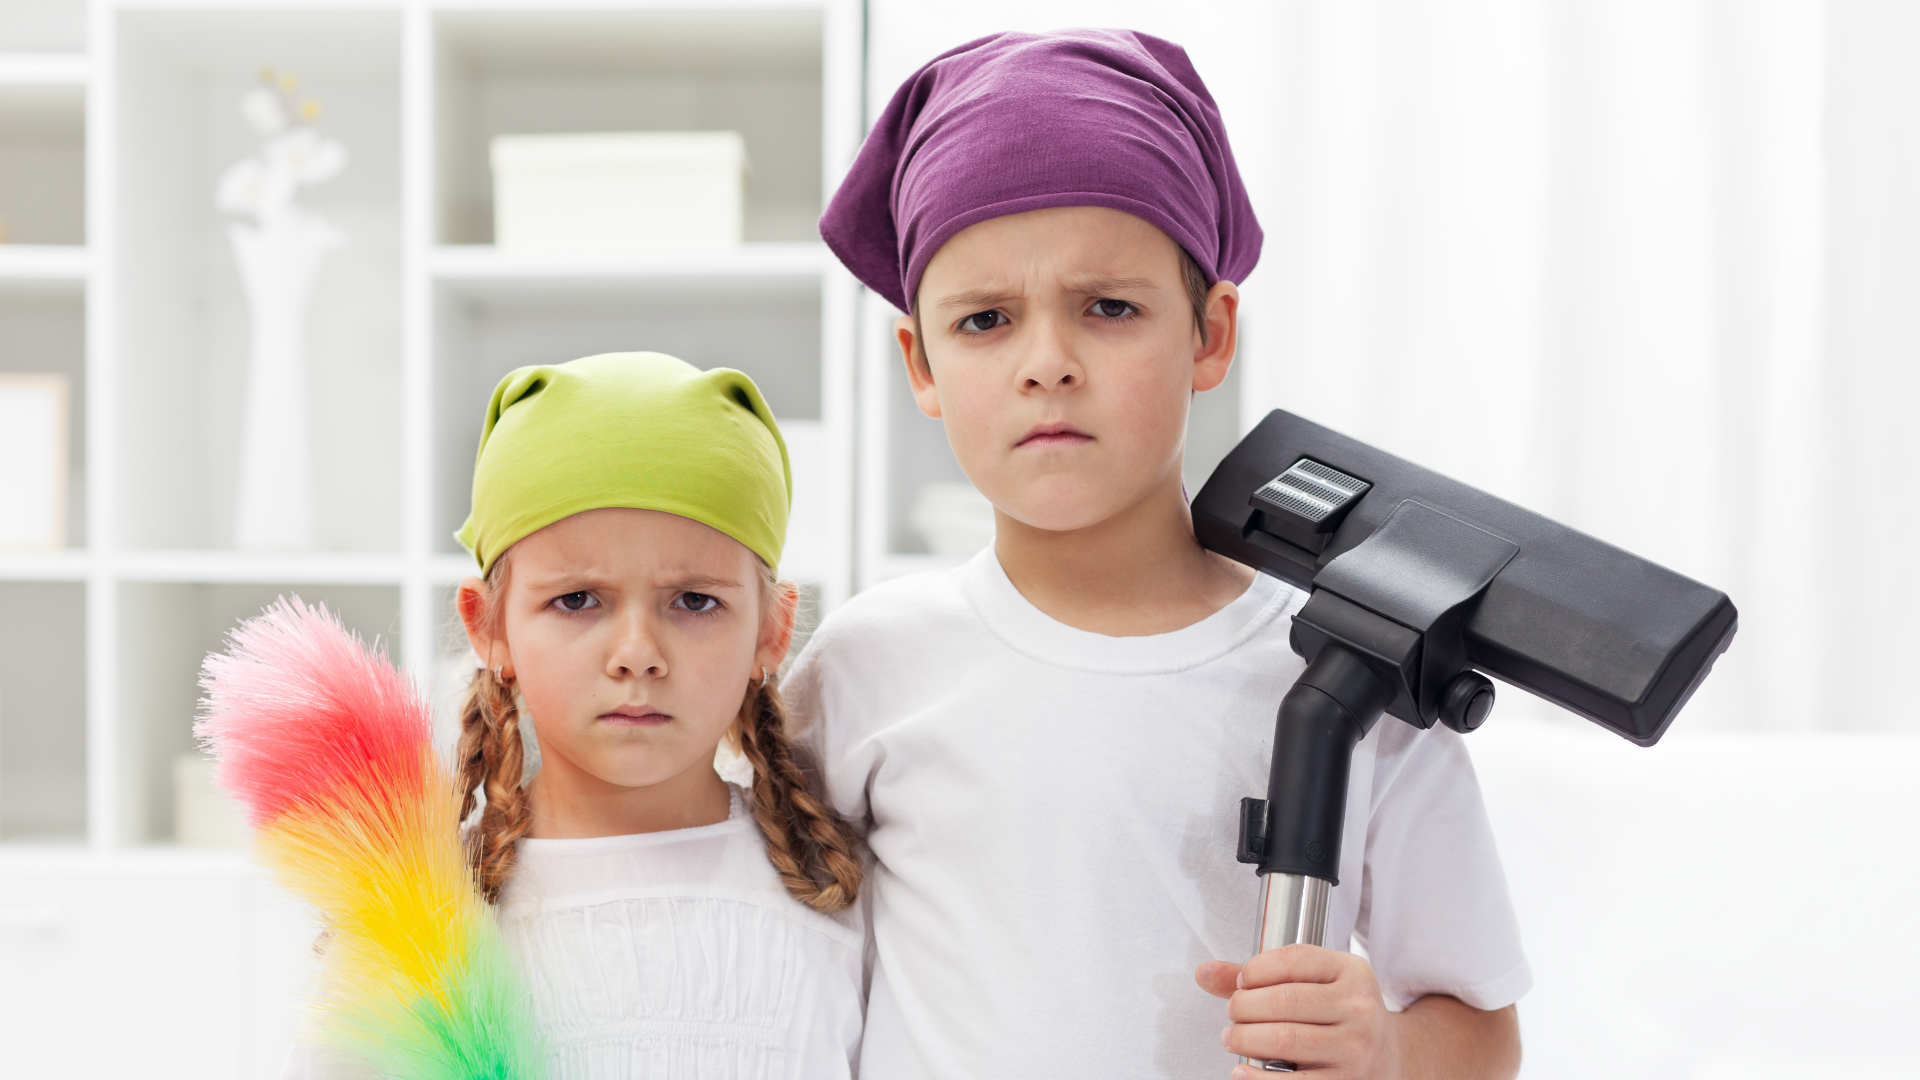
left=281, top=786, right=866, bottom=1079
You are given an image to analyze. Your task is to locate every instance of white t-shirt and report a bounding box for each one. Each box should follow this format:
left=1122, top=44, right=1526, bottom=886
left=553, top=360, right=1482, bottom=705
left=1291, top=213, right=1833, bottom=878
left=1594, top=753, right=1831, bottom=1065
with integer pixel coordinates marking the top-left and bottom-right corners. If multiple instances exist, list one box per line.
left=280, top=785, right=865, bottom=1079
left=782, top=546, right=1531, bottom=1079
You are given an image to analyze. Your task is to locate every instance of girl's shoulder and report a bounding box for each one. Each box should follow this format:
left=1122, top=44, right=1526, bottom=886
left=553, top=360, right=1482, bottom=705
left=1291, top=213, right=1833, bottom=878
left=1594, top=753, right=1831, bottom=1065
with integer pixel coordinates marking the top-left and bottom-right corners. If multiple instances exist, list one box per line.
left=494, top=791, right=865, bottom=953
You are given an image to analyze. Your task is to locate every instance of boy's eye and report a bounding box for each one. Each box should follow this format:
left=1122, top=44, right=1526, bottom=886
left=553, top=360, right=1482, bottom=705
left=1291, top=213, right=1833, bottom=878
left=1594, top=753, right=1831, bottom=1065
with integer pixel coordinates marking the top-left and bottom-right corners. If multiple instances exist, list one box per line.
left=675, top=592, right=723, bottom=615
left=956, top=310, right=1005, bottom=334
left=553, top=591, right=597, bottom=613
left=1091, top=298, right=1138, bottom=320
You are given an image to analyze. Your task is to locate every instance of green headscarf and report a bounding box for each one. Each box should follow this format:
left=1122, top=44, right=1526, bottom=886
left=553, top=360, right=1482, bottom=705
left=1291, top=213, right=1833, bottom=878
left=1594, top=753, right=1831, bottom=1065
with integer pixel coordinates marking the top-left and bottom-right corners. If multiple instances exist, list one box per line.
left=453, top=351, right=791, bottom=578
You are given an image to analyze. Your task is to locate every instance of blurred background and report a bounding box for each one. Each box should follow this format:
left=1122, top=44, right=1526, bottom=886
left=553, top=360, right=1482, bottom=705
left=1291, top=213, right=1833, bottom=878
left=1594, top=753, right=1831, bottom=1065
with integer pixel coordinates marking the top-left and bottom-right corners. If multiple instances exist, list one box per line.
left=0, top=0, right=1913, bottom=1075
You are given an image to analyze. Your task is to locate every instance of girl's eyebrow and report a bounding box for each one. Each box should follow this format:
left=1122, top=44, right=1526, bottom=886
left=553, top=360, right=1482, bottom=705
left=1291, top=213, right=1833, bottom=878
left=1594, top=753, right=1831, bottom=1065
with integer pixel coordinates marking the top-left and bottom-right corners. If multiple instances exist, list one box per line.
left=933, top=274, right=1159, bottom=312
left=524, top=571, right=747, bottom=592
left=665, top=575, right=747, bottom=592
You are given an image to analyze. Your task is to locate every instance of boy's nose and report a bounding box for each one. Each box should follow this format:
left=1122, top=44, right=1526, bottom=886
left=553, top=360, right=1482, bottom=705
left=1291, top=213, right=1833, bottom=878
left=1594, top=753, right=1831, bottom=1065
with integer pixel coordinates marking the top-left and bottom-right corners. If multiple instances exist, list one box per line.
left=1014, top=319, right=1085, bottom=391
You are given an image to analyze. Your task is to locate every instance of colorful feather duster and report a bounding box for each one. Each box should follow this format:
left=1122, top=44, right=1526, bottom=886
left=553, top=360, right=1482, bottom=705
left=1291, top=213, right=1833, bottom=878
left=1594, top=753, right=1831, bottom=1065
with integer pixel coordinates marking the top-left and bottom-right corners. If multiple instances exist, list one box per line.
left=194, top=595, right=545, bottom=1079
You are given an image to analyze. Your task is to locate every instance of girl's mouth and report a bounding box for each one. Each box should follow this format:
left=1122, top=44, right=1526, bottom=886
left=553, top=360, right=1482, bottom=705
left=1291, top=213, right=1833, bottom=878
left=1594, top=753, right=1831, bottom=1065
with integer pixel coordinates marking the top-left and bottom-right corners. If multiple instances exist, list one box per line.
left=599, top=707, right=670, bottom=726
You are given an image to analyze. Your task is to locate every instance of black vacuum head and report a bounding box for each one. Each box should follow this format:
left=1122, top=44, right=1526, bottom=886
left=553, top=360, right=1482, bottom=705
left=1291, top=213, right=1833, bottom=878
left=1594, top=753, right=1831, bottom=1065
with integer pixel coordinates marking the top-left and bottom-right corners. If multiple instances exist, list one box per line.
left=1194, top=410, right=1737, bottom=746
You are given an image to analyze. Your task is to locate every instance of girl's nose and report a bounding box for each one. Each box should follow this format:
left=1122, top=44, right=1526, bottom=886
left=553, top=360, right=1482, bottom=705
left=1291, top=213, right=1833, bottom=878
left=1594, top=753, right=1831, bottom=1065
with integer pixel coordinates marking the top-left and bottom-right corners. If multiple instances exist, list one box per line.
left=607, top=613, right=668, bottom=679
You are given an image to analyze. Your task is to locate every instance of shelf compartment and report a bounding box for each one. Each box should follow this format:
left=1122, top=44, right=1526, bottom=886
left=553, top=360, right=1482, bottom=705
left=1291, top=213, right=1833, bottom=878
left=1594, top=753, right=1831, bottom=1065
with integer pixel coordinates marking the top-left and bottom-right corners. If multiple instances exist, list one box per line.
left=0, top=580, right=87, bottom=843
left=0, top=2, right=87, bottom=54
left=0, top=288, right=87, bottom=549
left=110, top=7, right=405, bottom=555
left=113, top=579, right=402, bottom=846
left=430, top=5, right=824, bottom=246
left=0, top=55, right=85, bottom=248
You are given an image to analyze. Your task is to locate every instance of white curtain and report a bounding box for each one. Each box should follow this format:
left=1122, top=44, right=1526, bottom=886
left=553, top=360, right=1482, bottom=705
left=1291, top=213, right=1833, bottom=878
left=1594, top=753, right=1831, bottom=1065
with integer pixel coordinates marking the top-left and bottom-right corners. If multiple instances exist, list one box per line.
left=1240, top=0, right=1917, bottom=734
left=869, top=0, right=1918, bottom=733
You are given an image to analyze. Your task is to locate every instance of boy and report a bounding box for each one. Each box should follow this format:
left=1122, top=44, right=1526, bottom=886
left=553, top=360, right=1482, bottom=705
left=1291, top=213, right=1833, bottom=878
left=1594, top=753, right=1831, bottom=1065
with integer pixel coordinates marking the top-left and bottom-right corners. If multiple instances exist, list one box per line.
left=786, top=28, right=1529, bottom=1078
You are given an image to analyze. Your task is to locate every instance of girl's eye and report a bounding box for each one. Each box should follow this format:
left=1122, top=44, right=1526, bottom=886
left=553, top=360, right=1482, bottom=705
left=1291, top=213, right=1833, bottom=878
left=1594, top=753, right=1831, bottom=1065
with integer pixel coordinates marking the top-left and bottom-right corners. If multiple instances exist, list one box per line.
left=1091, top=298, right=1139, bottom=320
left=553, top=591, right=597, bottom=613
left=675, top=592, right=723, bottom=616
left=956, top=310, right=1005, bottom=334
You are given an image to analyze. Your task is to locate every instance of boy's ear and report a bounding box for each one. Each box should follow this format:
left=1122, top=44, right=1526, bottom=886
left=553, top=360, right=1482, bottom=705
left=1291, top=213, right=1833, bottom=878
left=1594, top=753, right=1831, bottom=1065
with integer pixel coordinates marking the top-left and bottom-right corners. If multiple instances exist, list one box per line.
left=1191, top=280, right=1240, bottom=394
left=897, top=313, right=943, bottom=419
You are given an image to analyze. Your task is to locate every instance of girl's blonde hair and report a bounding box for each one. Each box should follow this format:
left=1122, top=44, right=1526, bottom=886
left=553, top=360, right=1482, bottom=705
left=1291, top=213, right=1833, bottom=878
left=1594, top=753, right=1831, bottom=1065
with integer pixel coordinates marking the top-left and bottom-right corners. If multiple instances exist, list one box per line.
left=453, top=547, right=863, bottom=912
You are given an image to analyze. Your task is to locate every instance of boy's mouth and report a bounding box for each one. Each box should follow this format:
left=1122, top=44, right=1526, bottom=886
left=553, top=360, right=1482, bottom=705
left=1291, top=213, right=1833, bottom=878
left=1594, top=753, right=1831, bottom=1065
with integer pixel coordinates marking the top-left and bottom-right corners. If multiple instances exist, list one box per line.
left=1016, top=422, right=1093, bottom=448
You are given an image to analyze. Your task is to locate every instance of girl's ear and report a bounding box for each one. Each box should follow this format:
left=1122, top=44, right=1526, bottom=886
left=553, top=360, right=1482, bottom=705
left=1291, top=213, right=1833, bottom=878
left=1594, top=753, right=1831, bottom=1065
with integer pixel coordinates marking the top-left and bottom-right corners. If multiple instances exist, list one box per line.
left=756, top=580, right=800, bottom=674
left=457, top=577, right=505, bottom=674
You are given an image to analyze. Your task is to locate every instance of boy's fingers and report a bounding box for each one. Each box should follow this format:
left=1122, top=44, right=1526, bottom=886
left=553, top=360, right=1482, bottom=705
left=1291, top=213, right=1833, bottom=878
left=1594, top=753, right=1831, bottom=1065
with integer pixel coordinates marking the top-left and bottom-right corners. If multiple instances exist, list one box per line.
left=1238, top=943, right=1346, bottom=989
left=1220, top=1020, right=1336, bottom=1066
left=1228, top=982, right=1343, bottom=1025
left=1195, top=960, right=1242, bottom=999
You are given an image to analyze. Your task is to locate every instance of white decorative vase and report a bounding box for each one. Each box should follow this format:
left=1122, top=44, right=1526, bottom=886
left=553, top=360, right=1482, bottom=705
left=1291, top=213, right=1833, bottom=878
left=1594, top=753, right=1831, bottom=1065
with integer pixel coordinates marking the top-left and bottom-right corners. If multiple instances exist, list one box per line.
left=216, top=72, right=348, bottom=551
left=228, top=214, right=340, bottom=550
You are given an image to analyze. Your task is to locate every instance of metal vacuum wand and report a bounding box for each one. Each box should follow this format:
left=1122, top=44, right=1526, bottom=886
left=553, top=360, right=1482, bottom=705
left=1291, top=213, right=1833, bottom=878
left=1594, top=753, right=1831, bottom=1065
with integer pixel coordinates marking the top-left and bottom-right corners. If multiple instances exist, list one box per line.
left=1236, top=646, right=1397, bottom=1071
left=1194, top=409, right=1739, bottom=1072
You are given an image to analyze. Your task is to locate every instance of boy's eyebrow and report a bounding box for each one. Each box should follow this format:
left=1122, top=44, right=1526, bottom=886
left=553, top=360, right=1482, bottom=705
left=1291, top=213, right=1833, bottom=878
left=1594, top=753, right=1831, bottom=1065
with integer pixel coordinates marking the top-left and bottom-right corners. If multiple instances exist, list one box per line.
left=932, top=274, right=1161, bottom=312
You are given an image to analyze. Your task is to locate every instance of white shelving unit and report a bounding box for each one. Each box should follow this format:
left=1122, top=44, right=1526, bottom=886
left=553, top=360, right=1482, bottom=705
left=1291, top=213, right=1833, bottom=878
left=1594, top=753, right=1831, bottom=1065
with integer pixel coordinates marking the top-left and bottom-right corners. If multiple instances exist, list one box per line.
left=0, top=1, right=862, bottom=1073
left=2, top=3, right=1262, bottom=1070
left=1, top=14, right=91, bottom=857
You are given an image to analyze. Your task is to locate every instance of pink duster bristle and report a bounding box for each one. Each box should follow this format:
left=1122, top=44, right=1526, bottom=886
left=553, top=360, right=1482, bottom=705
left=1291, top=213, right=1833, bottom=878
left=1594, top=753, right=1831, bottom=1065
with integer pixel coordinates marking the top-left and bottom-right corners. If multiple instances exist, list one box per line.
left=196, top=595, right=429, bottom=827
left=194, top=595, right=548, bottom=1079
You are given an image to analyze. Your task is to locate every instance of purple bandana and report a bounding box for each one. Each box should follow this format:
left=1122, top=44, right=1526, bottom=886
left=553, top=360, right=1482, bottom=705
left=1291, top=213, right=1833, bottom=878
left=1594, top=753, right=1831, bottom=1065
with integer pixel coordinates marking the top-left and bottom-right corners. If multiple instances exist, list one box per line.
left=819, top=27, right=1263, bottom=314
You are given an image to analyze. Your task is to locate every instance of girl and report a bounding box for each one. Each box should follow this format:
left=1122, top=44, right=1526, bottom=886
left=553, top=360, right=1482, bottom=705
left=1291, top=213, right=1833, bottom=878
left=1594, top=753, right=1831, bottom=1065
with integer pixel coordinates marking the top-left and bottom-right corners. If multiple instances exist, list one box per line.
left=283, top=350, right=866, bottom=1078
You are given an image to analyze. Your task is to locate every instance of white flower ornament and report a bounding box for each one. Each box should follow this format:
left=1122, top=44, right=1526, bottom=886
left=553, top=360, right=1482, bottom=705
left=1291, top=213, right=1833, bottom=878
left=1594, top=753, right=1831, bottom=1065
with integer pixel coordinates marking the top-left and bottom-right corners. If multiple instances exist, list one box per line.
left=215, top=68, right=347, bottom=226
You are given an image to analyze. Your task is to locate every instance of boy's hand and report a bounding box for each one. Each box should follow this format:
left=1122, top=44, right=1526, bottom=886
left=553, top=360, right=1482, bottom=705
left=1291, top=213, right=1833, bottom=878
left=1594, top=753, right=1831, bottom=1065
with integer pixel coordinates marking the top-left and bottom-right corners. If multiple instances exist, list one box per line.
left=1196, top=945, right=1401, bottom=1079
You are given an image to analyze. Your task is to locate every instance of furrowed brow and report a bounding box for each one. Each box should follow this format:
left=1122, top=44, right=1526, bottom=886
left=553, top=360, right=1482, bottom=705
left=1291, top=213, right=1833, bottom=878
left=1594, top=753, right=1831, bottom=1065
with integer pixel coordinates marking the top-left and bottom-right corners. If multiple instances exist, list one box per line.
left=933, top=285, right=1022, bottom=313
left=933, top=275, right=1160, bottom=314
left=1060, top=274, right=1158, bottom=295
left=667, top=575, right=747, bottom=592
left=523, top=571, right=745, bottom=592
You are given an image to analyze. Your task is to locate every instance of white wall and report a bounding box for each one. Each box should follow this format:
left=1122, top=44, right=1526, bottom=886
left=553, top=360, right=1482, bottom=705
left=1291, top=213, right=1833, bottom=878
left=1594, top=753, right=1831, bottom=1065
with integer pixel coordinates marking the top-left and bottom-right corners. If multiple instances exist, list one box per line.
left=868, top=0, right=1919, bottom=737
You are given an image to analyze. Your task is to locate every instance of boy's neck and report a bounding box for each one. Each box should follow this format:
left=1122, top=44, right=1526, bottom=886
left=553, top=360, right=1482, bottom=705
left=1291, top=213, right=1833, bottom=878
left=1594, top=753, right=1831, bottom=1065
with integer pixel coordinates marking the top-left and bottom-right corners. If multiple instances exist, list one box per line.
left=991, top=473, right=1255, bottom=636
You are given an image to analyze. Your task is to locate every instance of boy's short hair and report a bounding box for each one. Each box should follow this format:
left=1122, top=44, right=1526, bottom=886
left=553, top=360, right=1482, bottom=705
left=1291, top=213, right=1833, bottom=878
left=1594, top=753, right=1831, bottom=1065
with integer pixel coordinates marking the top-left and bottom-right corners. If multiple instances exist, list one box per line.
left=912, top=245, right=1213, bottom=354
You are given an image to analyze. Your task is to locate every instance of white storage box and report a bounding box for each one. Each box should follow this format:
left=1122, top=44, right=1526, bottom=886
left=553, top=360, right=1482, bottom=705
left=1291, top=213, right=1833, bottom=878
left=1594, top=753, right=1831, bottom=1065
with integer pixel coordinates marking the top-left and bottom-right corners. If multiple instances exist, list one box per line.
left=490, top=131, right=748, bottom=254
left=0, top=374, right=69, bottom=550
left=173, top=752, right=250, bottom=848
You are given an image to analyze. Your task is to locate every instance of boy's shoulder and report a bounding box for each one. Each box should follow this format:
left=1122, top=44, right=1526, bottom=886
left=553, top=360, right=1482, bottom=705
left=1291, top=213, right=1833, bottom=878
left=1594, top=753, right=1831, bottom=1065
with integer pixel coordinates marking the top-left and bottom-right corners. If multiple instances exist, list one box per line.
left=786, top=558, right=982, bottom=707
left=810, top=557, right=976, bottom=648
